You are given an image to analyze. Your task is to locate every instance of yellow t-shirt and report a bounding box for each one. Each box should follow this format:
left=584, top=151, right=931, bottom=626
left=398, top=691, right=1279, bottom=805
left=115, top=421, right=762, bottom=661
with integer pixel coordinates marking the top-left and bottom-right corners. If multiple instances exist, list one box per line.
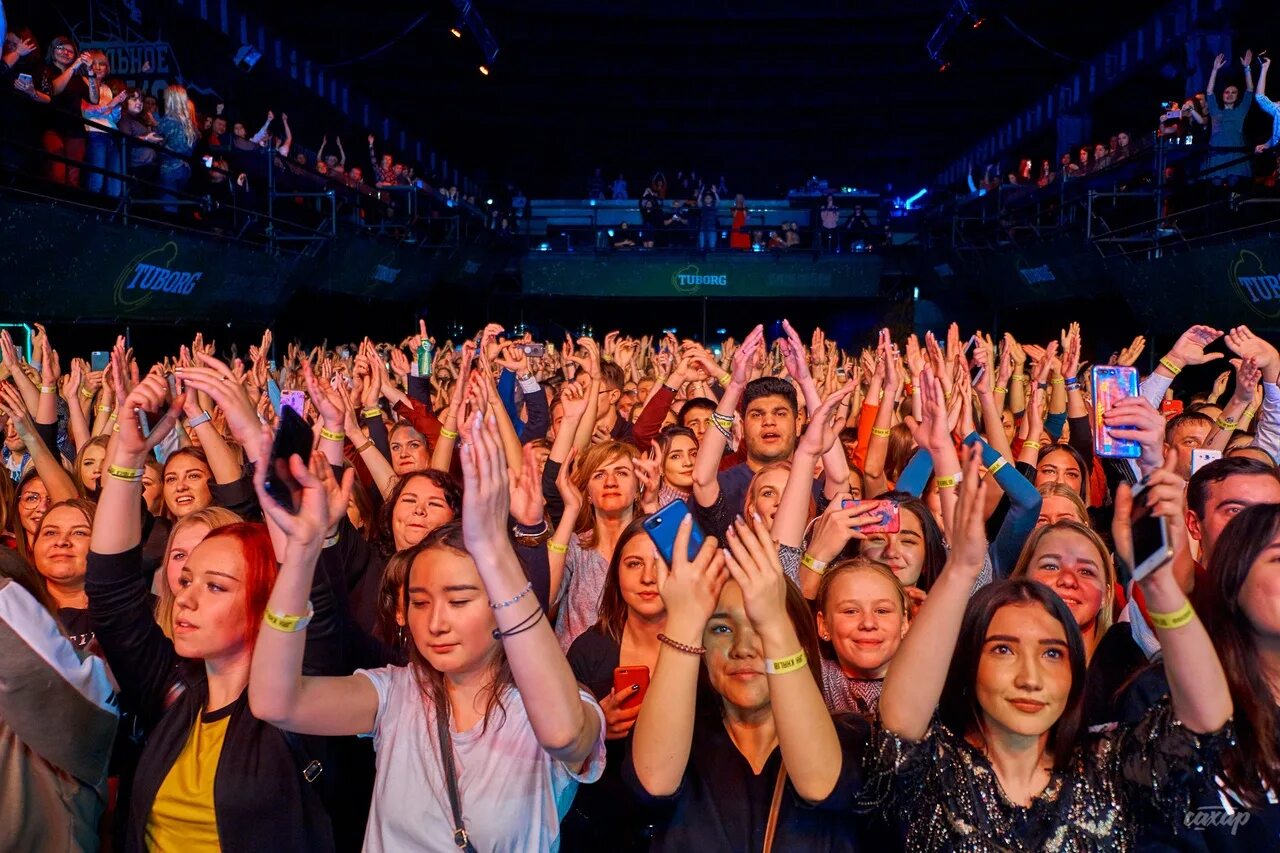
left=144, top=706, right=231, bottom=851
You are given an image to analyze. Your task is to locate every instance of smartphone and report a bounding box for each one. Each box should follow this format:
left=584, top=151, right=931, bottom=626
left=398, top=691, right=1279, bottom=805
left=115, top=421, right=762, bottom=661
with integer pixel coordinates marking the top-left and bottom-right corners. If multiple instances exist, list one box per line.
left=17, top=73, right=32, bottom=87
left=1091, top=365, right=1141, bottom=459
left=642, top=500, right=705, bottom=565
left=612, top=666, right=650, bottom=710
left=1160, top=398, right=1184, bottom=417
left=841, top=499, right=901, bottom=534
left=279, top=389, right=306, bottom=417
left=1190, top=448, right=1222, bottom=476
left=263, top=407, right=313, bottom=509
left=90, top=351, right=110, bottom=372
left=202, top=155, right=214, bottom=169
left=1127, top=478, right=1174, bottom=583
left=520, top=343, right=546, bottom=358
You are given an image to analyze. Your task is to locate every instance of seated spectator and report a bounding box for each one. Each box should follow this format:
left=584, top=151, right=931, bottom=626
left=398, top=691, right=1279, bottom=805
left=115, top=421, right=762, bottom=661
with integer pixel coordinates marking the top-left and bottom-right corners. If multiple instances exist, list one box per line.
left=612, top=222, right=636, bottom=249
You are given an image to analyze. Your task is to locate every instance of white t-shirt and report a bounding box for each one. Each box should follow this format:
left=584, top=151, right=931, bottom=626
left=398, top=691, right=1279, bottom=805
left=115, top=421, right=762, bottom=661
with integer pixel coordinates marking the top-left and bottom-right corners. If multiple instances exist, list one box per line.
left=357, top=664, right=606, bottom=853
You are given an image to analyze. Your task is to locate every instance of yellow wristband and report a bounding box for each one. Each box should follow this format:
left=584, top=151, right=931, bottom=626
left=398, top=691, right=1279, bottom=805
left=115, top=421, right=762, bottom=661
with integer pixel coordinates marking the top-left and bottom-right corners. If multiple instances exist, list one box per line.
left=1148, top=599, right=1195, bottom=630
left=993, top=386, right=1008, bottom=394
left=1215, top=416, right=1238, bottom=431
left=440, top=427, right=459, bottom=440
left=361, top=407, right=383, bottom=419
left=548, top=541, right=569, bottom=554
left=1022, top=439, right=1043, bottom=450
left=1245, top=408, right=1259, bottom=420
left=1050, top=377, right=1065, bottom=385
left=986, top=457, right=1008, bottom=476
left=800, top=553, right=828, bottom=574
left=106, top=464, right=143, bottom=482
left=935, top=472, right=962, bottom=490
left=319, top=427, right=345, bottom=443
left=1012, top=374, right=1029, bottom=383
left=718, top=373, right=731, bottom=388
left=262, top=601, right=315, bottom=633
left=1159, top=356, right=1182, bottom=376
left=764, top=650, right=808, bottom=675
left=39, top=384, right=54, bottom=394
left=80, top=387, right=95, bottom=400
left=871, top=427, right=892, bottom=438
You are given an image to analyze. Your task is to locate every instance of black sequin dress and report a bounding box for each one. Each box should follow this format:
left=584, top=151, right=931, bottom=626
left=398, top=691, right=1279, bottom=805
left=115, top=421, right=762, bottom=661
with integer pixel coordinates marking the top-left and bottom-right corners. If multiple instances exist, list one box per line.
left=863, top=703, right=1233, bottom=851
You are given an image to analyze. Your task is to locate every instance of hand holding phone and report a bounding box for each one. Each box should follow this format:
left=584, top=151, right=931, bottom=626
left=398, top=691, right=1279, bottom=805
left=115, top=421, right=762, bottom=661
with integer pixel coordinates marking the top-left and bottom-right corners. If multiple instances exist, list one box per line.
left=841, top=499, right=901, bottom=534
left=643, top=500, right=705, bottom=565
left=1091, top=365, right=1141, bottom=458
left=1119, top=477, right=1175, bottom=584
left=264, top=407, right=313, bottom=509
left=612, top=666, right=650, bottom=711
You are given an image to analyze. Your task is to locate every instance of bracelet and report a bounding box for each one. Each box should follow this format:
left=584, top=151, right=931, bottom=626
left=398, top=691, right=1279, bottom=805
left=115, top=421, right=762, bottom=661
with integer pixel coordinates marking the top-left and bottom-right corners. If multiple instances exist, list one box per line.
left=80, top=387, right=95, bottom=400
left=492, top=605, right=544, bottom=640
left=1147, top=599, right=1195, bottom=630
left=1022, top=439, right=1043, bottom=450
left=512, top=520, right=552, bottom=547
left=318, top=427, right=345, bottom=443
left=764, top=650, right=808, bottom=675
left=106, top=464, right=143, bottom=482
left=1050, top=377, right=1065, bottom=385
left=993, top=386, right=1008, bottom=394
left=1064, top=378, right=1081, bottom=390
left=871, top=427, right=892, bottom=438
left=935, top=471, right=963, bottom=490
left=711, top=411, right=735, bottom=427
left=602, top=354, right=614, bottom=363
left=354, top=439, right=374, bottom=454
left=323, top=530, right=341, bottom=549
left=718, top=373, right=731, bottom=388
left=986, top=456, right=1008, bottom=476
left=547, top=540, right=569, bottom=554
left=1215, top=416, right=1238, bottom=430
left=1244, top=407, right=1259, bottom=420
left=657, top=633, right=706, bottom=656
left=800, top=553, right=828, bottom=574
left=1158, top=356, right=1182, bottom=376
left=187, top=410, right=212, bottom=429
left=1012, top=374, right=1029, bottom=383
left=97, top=405, right=112, bottom=413
left=361, top=407, right=383, bottom=419
left=263, top=601, right=315, bottom=633
left=440, top=427, right=459, bottom=440
left=38, top=384, right=54, bottom=394
left=490, top=581, right=534, bottom=610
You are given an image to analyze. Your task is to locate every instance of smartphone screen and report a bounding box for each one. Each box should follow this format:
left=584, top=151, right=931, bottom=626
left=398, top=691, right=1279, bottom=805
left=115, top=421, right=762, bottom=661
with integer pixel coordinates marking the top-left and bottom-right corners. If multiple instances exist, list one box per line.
left=90, top=351, right=110, bottom=372
left=841, top=499, right=901, bottom=534
left=1091, top=365, right=1141, bottom=458
left=642, top=501, right=705, bottom=566
left=279, top=389, right=306, bottom=417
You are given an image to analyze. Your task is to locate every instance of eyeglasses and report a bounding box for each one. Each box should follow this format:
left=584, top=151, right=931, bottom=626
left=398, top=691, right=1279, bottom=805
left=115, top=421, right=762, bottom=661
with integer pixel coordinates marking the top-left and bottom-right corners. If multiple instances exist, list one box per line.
left=18, top=492, right=47, bottom=508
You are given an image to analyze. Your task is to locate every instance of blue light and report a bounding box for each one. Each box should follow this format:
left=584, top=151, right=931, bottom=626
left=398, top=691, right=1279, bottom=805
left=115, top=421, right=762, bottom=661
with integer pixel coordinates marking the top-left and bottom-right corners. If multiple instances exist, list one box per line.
left=715, top=328, right=727, bottom=335
left=538, top=242, right=551, bottom=251
left=904, top=188, right=928, bottom=210
left=589, top=199, right=596, bottom=207
left=607, top=229, right=615, bottom=237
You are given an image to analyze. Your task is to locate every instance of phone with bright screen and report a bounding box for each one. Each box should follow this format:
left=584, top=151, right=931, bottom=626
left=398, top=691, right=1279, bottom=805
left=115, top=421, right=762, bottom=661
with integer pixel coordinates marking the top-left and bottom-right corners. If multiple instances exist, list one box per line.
left=1091, top=365, right=1141, bottom=458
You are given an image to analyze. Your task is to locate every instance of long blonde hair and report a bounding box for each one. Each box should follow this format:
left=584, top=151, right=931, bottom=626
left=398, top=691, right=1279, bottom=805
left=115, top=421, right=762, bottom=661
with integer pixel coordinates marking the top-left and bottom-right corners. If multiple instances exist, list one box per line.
left=571, top=441, right=640, bottom=546
left=162, top=84, right=198, bottom=147
left=1011, top=520, right=1116, bottom=640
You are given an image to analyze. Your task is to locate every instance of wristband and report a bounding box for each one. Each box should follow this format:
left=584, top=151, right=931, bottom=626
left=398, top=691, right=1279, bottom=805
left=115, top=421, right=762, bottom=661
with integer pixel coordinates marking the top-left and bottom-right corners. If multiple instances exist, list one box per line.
left=187, top=410, right=212, bottom=429
left=354, top=439, right=374, bottom=454
left=38, top=384, right=54, bottom=394
left=764, top=650, right=808, bottom=675
left=80, top=387, right=96, bottom=400
left=1050, top=377, right=1065, bottom=385
left=1064, top=378, right=1081, bottom=390
left=1158, top=356, right=1182, bottom=376
left=322, top=530, right=341, bottom=549
left=602, top=355, right=614, bottom=363
left=993, top=386, right=1008, bottom=394
left=718, top=373, right=731, bottom=388
left=97, top=405, right=112, bottom=413
left=871, top=427, right=892, bottom=438
left=935, top=471, right=963, bottom=490
left=657, top=633, right=706, bottom=656
left=547, top=540, right=569, bottom=554
left=1012, top=374, right=1029, bottom=383
left=318, top=427, right=345, bottom=443
left=262, top=601, right=315, bottom=633
left=361, top=407, right=383, bottom=419
left=1245, top=407, right=1259, bottom=420
left=986, top=456, right=1008, bottom=476
left=106, top=464, right=143, bottom=482
left=800, top=553, right=828, bottom=574
left=1215, top=416, right=1238, bottom=430
left=440, top=427, right=459, bottom=440
left=1147, top=599, right=1195, bottom=630
left=1022, top=439, right=1043, bottom=450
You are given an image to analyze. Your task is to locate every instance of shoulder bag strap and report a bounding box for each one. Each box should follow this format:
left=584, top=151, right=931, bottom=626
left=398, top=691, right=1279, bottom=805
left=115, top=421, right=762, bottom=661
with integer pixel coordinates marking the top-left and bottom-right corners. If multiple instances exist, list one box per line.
left=763, top=763, right=787, bottom=853
left=435, top=707, right=479, bottom=853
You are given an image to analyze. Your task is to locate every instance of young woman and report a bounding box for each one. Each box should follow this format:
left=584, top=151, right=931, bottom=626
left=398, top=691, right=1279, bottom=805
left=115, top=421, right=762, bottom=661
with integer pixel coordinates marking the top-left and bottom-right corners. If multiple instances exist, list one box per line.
left=81, top=49, right=125, bottom=196
left=72, top=434, right=109, bottom=498
left=156, top=83, right=198, bottom=211
left=118, top=87, right=163, bottom=174
left=655, top=425, right=697, bottom=507
left=0, top=548, right=118, bottom=852
left=814, top=558, right=909, bottom=718
left=729, top=194, right=751, bottom=251
left=563, top=515, right=667, bottom=849
left=248, top=412, right=605, bottom=851
left=1011, top=520, right=1117, bottom=659
left=153, top=505, right=242, bottom=637
left=161, top=447, right=213, bottom=518
left=873, top=446, right=1232, bottom=849
left=1205, top=52, right=1256, bottom=185
left=86, top=374, right=334, bottom=851
left=1035, top=482, right=1089, bottom=527
left=43, top=35, right=91, bottom=187
left=32, top=498, right=97, bottom=649
left=627, top=513, right=888, bottom=850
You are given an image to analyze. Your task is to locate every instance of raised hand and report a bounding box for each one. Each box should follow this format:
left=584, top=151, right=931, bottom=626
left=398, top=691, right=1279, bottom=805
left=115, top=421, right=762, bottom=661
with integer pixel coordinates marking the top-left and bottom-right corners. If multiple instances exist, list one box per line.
left=458, top=411, right=514, bottom=564
left=1213, top=53, right=1227, bottom=71
left=911, top=369, right=951, bottom=453
left=555, top=447, right=585, bottom=521
left=252, top=428, right=353, bottom=550
left=113, top=372, right=186, bottom=459
left=1103, top=396, right=1167, bottom=474
left=655, top=515, right=727, bottom=631
left=944, top=444, right=989, bottom=576
left=731, top=325, right=766, bottom=385
left=634, top=448, right=662, bottom=513
left=1115, top=334, right=1146, bottom=367
left=508, top=442, right=546, bottom=527
left=1224, top=325, right=1279, bottom=382
left=722, top=514, right=789, bottom=635
left=797, top=382, right=856, bottom=456
left=779, top=319, right=812, bottom=381
left=1167, top=325, right=1225, bottom=369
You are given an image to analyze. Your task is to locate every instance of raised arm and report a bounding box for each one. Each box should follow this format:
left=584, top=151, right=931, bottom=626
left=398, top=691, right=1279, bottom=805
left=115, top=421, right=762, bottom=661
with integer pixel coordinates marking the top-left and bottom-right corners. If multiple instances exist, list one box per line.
left=0, top=384, right=77, bottom=503
left=780, top=320, right=850, bottom=496
left=772, top=383, right=854, bottom=548
left=693, top=325, right=763, bottom=508
left=879, top=444, right=988, bottom=741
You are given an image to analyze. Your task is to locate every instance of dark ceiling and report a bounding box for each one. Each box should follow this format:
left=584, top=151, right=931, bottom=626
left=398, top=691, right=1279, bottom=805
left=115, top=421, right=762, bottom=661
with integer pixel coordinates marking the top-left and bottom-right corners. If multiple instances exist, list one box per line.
left=112, top=1, right=1270, bottom=194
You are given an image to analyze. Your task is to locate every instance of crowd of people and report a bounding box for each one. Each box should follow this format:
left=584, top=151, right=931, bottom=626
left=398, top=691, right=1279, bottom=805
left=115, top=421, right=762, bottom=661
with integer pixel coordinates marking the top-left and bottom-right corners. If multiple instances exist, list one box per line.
left=0, top=9, right=479, bottom=222
left=1, top=308, right=1279, bottom=851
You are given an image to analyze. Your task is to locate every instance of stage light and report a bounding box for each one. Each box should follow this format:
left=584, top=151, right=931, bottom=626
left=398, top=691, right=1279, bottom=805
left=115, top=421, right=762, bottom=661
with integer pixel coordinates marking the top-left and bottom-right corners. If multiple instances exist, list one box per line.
left=486, top=198, right=493, bottom=205
left=450, top=26, right=463, bottom=38
left=904, top=188, right=928, bottom=209
left=478, top=64, right=489, bottom=75
left=971, top=17, right=986, bottom=28
left=913, top=287, right=920, bottom=300
left=937, top=60, right=951, bottom=73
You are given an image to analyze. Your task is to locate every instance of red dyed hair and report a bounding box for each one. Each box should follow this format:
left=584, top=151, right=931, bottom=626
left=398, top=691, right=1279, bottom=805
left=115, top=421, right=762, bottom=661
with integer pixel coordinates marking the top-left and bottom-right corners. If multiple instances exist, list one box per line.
left=201, top=522, right=278, bottom=649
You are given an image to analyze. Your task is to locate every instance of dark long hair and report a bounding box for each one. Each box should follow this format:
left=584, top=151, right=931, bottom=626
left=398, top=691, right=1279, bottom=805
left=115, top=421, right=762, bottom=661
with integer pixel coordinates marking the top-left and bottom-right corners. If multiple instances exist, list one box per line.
left=1036, top=444, right=1090, bottom=504
left=865, top=490, right=948, bottom=591
left=938, top=579, right=1088, bottom=769
left=376, top=470, right=462, bottom=558
left=1199, top=504, right=1280, bottom=808
left=595, top=515, right=658, bottom=643
left=401, top=523, right=512, bottom=734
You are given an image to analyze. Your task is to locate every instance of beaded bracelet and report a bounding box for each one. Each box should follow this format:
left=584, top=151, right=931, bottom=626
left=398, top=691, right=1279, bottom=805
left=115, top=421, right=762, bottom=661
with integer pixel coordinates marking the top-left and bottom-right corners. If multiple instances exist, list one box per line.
left=440, top=427, right=459, bottom=440
left=1148, top=600, right=1195, bottom=630
left=657, top=633, right=706, bottom=656
left=1158, top=356, right=1182, bottom=376
left=490, top=581, right=534, bottom=610
left=764, top=650, right=808, bottom=675
left=318, top=427, right=345, bottom=443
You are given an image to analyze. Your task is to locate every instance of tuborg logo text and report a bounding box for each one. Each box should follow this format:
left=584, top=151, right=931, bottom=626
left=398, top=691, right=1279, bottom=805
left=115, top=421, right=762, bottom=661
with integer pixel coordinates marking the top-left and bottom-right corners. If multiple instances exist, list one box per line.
left=123, top=262, right=203, bottom=295
left=671, top=265, right=728, bottom=293
left=1230, top=250, right=1280, bottom=319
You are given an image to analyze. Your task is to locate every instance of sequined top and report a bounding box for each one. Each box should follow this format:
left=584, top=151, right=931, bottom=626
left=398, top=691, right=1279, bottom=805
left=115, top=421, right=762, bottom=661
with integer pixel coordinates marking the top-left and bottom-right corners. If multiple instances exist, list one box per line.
left=863, top=703, right=1232, bottom=852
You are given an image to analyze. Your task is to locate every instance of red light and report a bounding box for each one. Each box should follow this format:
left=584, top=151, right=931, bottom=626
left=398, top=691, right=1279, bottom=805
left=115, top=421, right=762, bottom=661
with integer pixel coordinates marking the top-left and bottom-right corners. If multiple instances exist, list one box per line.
left=971, top=17, right=986, bottom=29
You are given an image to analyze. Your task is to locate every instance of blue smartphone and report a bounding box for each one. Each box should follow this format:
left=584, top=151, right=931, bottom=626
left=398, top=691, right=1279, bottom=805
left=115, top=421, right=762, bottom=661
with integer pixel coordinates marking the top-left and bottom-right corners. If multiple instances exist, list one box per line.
left=642, top=500, right=705, bottom=566
left=1091, top=365, right=1141, bottom=458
